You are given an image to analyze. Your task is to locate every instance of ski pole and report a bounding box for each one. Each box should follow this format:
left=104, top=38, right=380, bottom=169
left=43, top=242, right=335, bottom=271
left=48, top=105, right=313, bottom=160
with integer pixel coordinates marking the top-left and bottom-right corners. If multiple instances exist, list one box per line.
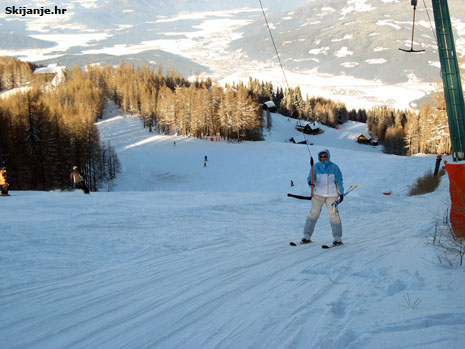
left=310, top=156, right=314, bottom=199
left=332, top=184, right=358, bottom=209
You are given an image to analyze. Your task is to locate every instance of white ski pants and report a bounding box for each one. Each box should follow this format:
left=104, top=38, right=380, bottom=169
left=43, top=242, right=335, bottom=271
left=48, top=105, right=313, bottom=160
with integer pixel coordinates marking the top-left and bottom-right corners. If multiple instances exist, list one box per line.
left=303, top=195, right=342, bottom=242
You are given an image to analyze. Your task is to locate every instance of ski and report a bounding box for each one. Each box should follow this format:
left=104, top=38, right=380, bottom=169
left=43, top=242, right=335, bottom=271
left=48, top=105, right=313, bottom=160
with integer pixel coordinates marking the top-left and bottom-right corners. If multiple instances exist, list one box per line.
left=290, top=240, right=314, bottom=246
left=322, top=242, right=344, bottom=249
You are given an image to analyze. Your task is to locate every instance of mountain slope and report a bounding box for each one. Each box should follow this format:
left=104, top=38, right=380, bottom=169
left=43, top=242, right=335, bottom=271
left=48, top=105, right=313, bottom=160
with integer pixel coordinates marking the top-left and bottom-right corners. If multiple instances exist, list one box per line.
left=231, top=0, right=465, bottom=84
left=0, top=32, right=55, bottom=50
left=35, top=49, right=209, bottom=76
left=3, top=0, right=464, bottom=88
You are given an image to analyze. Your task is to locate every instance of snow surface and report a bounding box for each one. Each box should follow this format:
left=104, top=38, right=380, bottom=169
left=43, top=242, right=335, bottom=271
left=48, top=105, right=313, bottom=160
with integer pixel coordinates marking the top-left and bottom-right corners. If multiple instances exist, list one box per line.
left=1, top=101, right=465, bottom=348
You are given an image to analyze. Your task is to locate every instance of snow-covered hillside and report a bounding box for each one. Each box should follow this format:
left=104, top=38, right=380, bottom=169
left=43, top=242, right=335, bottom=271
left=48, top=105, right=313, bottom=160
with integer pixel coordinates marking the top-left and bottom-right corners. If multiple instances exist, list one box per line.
left=1, top=102, right=464, bottom=348
left=4, top=1, right=465, bottom=110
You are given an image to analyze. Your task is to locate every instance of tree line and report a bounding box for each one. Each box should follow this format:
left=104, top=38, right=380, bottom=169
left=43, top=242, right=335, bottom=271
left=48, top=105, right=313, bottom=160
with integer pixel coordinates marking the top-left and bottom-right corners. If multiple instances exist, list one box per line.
left=246, top=78, right=350, bottom=127
left=247, top=77, right=454, bottom=156
left=0, top=56, right=37, bottom=91
left=93, top=63, right=456, bottom=156
left=65, top=63, right=459, bottom=157
left=0, top=60, right=120, bottom=191
left=1, top=55, right=459, bottom=192
left=362, top=82, right=451, bottom=156
left=86, top=63, right=263, bottom=141
left=87, top=64, right=353, bottom=142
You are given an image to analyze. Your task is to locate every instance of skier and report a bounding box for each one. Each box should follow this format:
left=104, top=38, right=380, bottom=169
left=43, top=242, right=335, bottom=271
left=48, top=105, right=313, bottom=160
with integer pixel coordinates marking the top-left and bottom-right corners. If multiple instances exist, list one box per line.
left=300, top=149, right=344, bottom=246
left=0, top=167, right=9, bottom=196
left=70, top=166, right=90, bottom=194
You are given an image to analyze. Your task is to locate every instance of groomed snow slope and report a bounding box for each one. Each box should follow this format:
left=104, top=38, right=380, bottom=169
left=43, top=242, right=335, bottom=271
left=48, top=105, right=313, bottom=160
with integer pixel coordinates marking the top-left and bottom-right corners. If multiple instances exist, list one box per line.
left=1, top=101, right=464, bottom=348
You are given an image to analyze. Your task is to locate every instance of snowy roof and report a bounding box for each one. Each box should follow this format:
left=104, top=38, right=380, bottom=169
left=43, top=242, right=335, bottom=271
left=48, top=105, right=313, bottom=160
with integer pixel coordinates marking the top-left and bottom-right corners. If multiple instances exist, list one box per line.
left=34, top=64, right=65, bottom=74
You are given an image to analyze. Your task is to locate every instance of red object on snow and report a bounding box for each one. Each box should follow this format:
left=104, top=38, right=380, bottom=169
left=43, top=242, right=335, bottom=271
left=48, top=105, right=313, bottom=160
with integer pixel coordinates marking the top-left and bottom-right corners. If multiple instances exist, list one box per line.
left=443, top=161, right=465, bottom=237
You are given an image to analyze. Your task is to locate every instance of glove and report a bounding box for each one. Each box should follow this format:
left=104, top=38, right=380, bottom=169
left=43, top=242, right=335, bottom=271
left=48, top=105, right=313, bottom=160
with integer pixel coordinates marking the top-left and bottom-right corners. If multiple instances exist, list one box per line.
left=308, top=182, right=315, bottom=189
left=338, top=194, right=344, bottom=203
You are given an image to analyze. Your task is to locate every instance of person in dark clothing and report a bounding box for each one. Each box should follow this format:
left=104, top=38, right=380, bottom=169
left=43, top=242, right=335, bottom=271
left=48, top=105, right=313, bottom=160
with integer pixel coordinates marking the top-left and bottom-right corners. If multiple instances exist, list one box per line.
left=70, top=166, right=90, bottom=194
left=0, top=167, right=9, bottom=195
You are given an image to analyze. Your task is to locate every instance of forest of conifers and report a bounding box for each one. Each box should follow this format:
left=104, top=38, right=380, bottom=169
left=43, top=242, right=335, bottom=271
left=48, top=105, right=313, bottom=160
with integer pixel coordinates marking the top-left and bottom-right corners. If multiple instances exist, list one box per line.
left=0, top=57, right=119, bottom=191
left=0, top=56, right=454, bottom=190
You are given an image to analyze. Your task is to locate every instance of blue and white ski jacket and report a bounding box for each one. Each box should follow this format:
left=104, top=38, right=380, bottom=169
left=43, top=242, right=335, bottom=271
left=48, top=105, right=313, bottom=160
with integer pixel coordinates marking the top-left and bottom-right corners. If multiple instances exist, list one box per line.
left=307, top=149, right=344, bottom=197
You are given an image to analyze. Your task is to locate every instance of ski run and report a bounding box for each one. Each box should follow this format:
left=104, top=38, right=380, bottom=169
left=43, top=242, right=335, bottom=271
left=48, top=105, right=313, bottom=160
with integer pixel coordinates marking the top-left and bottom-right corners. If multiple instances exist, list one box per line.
left=1, top=100, right=464, bottom=348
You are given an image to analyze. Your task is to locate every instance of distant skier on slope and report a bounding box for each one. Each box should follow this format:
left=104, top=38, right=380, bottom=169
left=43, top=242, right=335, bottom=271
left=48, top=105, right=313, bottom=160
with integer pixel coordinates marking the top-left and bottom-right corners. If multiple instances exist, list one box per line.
left=0, top=167, right=9, bottom=196
left=300, top=149, right=344, bottom=246
left=70, top=166, right=90, bottom=194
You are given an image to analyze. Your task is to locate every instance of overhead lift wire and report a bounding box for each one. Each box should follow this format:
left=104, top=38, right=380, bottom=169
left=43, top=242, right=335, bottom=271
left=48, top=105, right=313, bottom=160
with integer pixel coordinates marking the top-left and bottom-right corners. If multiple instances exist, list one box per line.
left=258, top=0, right=290, bottom=91
left=258, top=0, right=315, bottom=199
left=422, top=0, right=438, bottom=45
left=257, top=0, right=313, bottom=160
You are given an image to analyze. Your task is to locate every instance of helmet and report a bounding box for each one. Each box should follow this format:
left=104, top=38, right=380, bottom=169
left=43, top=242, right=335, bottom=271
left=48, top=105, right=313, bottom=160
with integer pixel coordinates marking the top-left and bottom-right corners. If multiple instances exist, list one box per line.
left=73, top=166, right=78, bottom=170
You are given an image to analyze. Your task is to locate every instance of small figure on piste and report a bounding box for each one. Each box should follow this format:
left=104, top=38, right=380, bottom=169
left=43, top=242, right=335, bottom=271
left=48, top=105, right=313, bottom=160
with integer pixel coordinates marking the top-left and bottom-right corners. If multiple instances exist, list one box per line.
left=0, top=167, right=9, bottom=196
left=70, top=166, right=90, bottom=194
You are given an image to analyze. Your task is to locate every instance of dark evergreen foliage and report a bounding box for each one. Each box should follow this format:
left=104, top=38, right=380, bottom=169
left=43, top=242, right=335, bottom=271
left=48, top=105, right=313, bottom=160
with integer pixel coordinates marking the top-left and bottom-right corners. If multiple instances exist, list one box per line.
left=0, top=58, right=119, bottom=191
left=90, top=63, right=264, bottom=141
left=0, top=56, right=35, bottom=91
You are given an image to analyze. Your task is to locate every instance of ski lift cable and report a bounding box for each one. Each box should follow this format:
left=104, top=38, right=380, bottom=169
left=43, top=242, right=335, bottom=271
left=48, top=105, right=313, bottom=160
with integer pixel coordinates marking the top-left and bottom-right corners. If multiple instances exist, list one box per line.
left=258, top=0, right=290, bottom=91
left=422, top=0, right=438, bottom=45
left=258, top=0, right=313, bottom=159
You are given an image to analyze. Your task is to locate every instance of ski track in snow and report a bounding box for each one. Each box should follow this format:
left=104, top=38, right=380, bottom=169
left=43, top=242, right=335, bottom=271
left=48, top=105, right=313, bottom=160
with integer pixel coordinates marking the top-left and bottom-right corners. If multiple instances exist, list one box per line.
left=1, top=101, right=464, bottom=348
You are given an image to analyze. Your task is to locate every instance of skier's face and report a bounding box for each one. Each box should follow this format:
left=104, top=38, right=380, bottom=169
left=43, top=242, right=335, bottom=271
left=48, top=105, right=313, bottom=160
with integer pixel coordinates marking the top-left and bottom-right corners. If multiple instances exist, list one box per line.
left=319, top=153, right=328, bottom=162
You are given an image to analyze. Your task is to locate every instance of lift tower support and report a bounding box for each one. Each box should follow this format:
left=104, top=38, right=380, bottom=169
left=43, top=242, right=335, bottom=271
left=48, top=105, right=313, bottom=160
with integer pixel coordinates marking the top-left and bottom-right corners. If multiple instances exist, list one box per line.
left=432, top=0, right=465, bottom=161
